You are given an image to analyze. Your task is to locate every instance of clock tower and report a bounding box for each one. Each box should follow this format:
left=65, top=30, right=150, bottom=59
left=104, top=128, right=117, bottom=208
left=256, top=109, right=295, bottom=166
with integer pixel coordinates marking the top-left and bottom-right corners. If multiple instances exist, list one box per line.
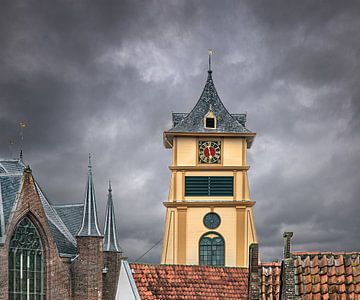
left=161, top=55, right=257, bottom=268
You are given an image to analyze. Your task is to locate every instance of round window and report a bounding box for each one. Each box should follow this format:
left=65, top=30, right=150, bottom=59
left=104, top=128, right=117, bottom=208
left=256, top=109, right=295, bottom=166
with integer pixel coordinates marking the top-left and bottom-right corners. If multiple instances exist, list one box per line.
left=203, top=212, right=221, bottom=229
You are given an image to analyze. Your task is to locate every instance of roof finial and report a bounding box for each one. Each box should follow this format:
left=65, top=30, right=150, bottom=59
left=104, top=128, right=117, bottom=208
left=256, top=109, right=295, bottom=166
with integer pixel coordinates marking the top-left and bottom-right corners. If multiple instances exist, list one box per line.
left=108, top=179, right=112, bottom=192
left=208, top=49, right=213, bottom=73
left=88, top=153, right=92, bottom=172
left=19, top=149, right=23, bottom=162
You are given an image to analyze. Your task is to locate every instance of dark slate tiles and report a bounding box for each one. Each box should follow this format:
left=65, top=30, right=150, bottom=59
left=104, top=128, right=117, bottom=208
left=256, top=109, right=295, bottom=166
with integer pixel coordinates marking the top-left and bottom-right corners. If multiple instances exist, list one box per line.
left=54, top=204, right=84, bottom=238
left=168, top=72, right=251, bottom=134
left=0, top=175, right=22, bottom=225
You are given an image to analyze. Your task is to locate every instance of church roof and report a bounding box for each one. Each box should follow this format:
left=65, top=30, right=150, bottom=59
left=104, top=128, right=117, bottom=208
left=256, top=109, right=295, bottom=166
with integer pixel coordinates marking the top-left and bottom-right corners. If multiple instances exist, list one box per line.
left=77, top=155, right=102, bottom=237
left=53, top=204, right=84, bottom=237
left=168, top=71, right=252, bottom=134
left=103, top=181, right=120, bottom=252
left=0, top=159, right=79, bottom=256
left=129, top=263, right=249, bottom=299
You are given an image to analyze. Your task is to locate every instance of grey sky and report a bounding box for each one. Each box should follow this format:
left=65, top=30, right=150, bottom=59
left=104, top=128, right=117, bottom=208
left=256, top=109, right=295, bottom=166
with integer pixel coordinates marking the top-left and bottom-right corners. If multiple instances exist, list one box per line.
left=1, top=0, right=360, bottom=262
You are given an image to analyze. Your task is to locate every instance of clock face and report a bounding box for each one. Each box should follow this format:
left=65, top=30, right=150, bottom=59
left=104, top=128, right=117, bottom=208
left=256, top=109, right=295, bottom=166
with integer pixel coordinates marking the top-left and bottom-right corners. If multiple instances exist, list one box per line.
left=203, top=213, right=221, bottom=229
left=198, top=141, right=221, bottom=164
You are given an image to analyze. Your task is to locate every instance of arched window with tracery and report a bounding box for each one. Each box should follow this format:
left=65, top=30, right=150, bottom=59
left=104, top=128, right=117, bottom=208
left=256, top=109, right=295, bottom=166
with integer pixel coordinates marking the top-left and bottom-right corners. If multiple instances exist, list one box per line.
left=199, top=232, right=225, bottom=266
left=8, top=217, right=45, bottom=299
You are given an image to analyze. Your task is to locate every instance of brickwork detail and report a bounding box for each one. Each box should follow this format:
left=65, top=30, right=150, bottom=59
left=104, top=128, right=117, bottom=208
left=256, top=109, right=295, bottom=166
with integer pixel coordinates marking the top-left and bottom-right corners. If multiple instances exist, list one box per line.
left=73, top=236, right=104, bottom=300
left=248, top=243, right=260, bottom=300
left=281, top=232, right=295, bottom=300
left=102, top=252, right=122, bottom=300
left=281, top=258, right=296, bottom=300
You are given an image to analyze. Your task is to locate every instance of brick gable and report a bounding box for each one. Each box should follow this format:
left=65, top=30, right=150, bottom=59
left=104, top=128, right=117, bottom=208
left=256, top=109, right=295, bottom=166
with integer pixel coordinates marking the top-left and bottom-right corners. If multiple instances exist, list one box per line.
left=0, top=167, right=72, bottom=300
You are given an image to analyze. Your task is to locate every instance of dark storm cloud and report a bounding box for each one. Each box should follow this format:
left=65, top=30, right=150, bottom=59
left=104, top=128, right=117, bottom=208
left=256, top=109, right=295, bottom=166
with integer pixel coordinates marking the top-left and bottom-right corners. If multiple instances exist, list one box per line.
left=1, top=0, right=360, bottom=262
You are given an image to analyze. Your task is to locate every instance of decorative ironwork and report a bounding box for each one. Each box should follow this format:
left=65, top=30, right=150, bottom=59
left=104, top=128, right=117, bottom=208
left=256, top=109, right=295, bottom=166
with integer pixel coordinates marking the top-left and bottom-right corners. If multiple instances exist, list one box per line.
left=199, top=232, right=225, bottom=266
left=8, top=217, right=45, bottom=299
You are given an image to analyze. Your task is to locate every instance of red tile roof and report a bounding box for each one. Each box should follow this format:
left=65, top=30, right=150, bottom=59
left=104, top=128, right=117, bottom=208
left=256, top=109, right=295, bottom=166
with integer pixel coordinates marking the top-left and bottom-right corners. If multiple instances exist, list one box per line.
left=293, top=252, right=360, bottom=299
left=261, top=262, right=281, bottom=300
left=129, top=263, right=249, bottom=300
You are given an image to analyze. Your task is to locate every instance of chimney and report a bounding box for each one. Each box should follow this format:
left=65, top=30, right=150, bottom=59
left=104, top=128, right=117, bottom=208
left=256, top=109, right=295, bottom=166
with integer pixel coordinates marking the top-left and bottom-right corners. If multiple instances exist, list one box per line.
left=281, top=232, right=295, bottom=300
left=248, top=243, right=260, bottom=300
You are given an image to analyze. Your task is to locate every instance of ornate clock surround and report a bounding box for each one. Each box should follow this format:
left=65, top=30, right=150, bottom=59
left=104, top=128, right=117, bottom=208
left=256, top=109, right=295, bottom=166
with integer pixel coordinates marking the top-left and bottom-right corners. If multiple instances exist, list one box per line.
left=197, top=139, right=222, bottom=165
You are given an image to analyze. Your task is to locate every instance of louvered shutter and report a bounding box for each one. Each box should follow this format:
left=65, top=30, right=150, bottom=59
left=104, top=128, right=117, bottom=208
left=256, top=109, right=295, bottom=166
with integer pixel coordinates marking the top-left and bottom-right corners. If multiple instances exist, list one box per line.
left=185, top=176, right=233, bottom=196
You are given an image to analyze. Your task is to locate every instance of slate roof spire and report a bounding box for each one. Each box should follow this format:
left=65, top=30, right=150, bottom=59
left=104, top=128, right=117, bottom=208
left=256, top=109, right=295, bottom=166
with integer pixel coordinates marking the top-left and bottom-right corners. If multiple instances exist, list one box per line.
left=103, top=180, right=120, bottom=252
left=168, top=60, right=250, bottom=134
left=77, top=153, right=102, bottom=237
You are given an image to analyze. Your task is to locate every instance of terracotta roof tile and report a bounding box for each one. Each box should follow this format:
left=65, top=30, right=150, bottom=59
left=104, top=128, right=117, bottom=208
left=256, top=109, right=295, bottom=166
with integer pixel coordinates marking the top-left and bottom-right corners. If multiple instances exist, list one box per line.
left=260, top=262, right=281, bottom=300
left=292, top=252, right=360, bottom=298
left=129, top=263, right=249, bottom=300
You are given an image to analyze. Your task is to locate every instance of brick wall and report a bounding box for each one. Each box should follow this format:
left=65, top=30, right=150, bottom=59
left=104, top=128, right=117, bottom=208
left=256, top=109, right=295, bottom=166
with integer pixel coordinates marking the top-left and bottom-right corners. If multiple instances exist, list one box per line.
left=102, top=252, right=122, bottom=300
left=248, top=243, right=260, bottom=300
left=72, top=236, right=104, bottom=300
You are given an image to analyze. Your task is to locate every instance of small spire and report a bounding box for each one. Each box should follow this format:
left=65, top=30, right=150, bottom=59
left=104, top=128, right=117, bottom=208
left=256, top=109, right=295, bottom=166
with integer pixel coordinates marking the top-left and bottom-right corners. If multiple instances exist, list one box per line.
left=19, top=149, right=23, bottom=162
left=108, top=179, right=112, bottom=192
left=77, top=155, right=102, bottom=237
left=103, top=180, right=120, bottom=252
left=88, top=153, right=92, bottom=171
left=208, top=49, right=213, bottom=73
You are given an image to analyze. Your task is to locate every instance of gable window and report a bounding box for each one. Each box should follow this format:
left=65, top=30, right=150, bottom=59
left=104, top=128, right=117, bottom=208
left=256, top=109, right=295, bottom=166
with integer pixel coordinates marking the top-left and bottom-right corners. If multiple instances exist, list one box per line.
left=205, top=117, right=215, bottom=128
left=185, top=176, right=233, bottom=196
left=199, top=232, right=225, bottom=266
left=8, top=217, right=45, bottom=299
left=204, top=107, right=217, bottom=129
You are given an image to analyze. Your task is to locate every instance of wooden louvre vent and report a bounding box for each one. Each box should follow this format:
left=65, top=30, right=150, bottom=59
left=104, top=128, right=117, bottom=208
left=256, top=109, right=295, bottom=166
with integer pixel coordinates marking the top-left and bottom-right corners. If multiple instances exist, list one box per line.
left=185, top=176, right=234, bottom=196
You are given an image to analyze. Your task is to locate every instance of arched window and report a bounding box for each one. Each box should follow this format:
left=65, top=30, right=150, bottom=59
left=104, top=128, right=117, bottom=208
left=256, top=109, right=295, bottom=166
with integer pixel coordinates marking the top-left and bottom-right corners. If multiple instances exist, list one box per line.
left=8, top=217, right=45, bottom=299
left=199, top=232, right=225, bottom=266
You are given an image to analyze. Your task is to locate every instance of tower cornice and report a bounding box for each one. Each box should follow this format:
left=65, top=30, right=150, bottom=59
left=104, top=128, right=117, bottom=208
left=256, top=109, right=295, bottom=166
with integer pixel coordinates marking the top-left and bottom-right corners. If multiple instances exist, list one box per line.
left=163, top=131, right=256, bottom=149
left=169, top=165, right=250, bottom=171
left=163, top=200, right=256, bottom=208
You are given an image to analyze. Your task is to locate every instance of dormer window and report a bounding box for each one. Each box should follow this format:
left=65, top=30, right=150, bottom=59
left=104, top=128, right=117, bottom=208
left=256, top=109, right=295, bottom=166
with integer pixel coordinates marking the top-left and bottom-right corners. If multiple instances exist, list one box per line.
left=204, top=106, right=216, bottom=129
left=205, top=117, right=215, bottom=128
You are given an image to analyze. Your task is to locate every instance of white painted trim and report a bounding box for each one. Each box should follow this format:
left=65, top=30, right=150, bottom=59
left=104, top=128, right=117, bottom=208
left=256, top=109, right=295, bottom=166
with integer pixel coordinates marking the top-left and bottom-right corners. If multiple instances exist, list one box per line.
left=115, top=260, right=141, bottom=300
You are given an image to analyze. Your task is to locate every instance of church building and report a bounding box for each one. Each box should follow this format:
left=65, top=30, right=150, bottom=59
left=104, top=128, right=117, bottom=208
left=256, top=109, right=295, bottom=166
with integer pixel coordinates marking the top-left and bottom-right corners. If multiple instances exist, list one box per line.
left=0, top=156, right=122, bottom=299
left=1, top=54, right=360, bottom=299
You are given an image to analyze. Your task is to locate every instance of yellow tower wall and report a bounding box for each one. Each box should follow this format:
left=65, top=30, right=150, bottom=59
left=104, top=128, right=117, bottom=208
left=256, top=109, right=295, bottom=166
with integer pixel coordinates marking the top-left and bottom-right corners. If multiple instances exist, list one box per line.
left=161, top=135, right=256, bottom=267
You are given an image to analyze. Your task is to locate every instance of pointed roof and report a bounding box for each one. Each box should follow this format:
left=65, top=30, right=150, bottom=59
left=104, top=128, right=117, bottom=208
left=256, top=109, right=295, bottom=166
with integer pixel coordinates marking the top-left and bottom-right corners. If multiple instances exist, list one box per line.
left=169, top=70, right=251, bottom=134
left=164, top=68, right=255, bottom=149
left=77, top=154, right=102, bottom=237
left=103, top=180, right=120, bottom=252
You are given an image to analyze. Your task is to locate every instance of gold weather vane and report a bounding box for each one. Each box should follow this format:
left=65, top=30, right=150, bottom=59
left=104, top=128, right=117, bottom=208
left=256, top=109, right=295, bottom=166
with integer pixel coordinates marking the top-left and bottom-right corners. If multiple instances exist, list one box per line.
left=19, top=122, right=27, bottom=159
left=208, top=49, right=213, bottom=72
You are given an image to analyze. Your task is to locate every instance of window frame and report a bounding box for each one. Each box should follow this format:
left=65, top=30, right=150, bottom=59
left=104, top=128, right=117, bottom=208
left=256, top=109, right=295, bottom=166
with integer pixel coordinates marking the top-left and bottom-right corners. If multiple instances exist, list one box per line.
left=199, top=231, right=225, bottom=266
left=8, top=217, right=45, bottom=300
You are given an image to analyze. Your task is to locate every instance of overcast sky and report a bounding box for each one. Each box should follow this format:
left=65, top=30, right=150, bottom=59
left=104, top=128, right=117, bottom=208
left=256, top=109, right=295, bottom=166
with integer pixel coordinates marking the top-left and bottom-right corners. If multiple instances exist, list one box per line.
left=1, top=0, right=360, bottom=263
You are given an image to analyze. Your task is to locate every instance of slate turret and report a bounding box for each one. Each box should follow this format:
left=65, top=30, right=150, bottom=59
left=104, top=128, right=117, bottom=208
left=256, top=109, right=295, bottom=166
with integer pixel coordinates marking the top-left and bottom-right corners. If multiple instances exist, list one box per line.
left=102, top=180, right=122, bottom=300
left=73, top=154, right=104, bottom=300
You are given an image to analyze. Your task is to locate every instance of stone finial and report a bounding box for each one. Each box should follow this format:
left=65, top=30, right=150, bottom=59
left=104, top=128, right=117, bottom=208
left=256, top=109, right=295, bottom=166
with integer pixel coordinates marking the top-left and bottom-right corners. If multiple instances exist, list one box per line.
left=283, top=232, right=293, bottom=259
left=24, top=165, right=32, bottom=174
